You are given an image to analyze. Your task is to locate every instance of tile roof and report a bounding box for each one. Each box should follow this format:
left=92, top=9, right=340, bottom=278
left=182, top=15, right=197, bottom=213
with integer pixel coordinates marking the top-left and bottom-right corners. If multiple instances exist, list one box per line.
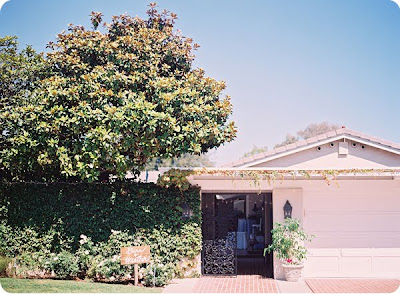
left=223, top=128, right=400, bottom=168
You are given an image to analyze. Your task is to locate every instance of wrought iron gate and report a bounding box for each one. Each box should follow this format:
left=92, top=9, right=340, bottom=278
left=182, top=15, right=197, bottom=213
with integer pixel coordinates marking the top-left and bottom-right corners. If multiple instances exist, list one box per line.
left=202, top=195, right=237, bottom=275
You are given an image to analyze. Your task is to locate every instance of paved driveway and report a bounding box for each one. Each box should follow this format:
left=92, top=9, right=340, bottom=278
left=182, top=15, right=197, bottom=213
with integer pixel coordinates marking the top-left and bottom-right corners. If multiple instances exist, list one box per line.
left=305, top=279, right=400, bottom=293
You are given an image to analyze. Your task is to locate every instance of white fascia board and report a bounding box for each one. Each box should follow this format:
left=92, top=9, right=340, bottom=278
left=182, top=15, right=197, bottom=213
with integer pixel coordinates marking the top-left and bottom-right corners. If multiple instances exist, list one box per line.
left=344, top=135, right=400, bottom=155
left=239, top=134, right=400, bottom=168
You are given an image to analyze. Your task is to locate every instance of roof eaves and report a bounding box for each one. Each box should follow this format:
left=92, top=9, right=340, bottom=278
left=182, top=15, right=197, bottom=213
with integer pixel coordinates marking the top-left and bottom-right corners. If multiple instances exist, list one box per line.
left=226, top=128, right=400, bottom=168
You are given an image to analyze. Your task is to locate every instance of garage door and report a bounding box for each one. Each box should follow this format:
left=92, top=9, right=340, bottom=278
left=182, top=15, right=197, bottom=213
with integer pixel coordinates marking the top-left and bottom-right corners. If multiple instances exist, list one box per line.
left=303, top=180, right=400, bottom=278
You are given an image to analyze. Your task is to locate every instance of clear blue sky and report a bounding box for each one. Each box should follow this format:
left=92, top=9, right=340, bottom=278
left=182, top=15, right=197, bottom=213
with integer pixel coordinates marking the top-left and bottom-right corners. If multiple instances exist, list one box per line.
left=1, top=0, right=399, bottom=166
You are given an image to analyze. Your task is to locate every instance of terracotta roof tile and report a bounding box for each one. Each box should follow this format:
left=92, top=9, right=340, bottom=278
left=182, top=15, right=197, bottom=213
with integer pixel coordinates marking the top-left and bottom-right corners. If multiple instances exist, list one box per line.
left=296, top=140, right=308, bottom=147
left=306, top=136, right=319, bottom=144
left=236, top=159, right=245, bottom=165
left=359, top=133, right=372, bottom=141
left=243, top=155, right=254, bottom=162
left=224, top=128, right=400, bottom=167
left=242, top=157, right=251, bottom=164
left=253, top=152, right=267, bottom=160
left=347, top=129, right=361, bottom=137
left=274, top=146, right=287, bottom=153
left=336, top=128, right=346, bottom=135
left=264, top=150, right=276, bottom=157
left=286, top=143, right=298, bottom=151
left=326, top=131, right=337, bottom=138
left=368, top=135, right=381, bottom=143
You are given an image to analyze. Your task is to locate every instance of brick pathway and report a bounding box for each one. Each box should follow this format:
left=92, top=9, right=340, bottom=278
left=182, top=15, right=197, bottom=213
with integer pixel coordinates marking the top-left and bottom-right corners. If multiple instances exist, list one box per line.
left=192, top=275, right=278, bottom=293
left=305, top=279, right=400, bottom=293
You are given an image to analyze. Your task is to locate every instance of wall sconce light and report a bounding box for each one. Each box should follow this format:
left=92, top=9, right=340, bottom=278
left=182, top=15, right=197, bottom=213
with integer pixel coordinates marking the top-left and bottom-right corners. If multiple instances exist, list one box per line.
left=283, top=200, right=292, bottom=219
left=182, top=203, right=193, bottom=220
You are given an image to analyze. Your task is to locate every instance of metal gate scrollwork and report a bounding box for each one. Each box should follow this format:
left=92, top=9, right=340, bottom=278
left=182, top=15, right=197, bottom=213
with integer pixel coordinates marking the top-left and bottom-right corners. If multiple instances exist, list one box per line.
left=202, top=196, right=237, bottom=275
left=203, top=232, right=236, bottom=275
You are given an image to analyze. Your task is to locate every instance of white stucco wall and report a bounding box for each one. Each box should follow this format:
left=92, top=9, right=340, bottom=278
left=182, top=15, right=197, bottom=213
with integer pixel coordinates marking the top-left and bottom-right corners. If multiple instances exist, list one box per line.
left=272, top=187, right=304, bottom=280
left=189, top=176, right=400, bottom=279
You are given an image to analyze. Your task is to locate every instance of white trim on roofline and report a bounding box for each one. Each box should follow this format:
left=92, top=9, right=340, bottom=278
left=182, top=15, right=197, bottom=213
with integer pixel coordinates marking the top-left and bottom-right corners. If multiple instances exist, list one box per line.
left=238, top=134, right=400, bottom=168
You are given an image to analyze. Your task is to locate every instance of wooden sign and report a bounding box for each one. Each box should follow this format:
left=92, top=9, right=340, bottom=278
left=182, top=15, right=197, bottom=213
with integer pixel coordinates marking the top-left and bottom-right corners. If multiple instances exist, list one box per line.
left=120, top=246, right=151, bottom=265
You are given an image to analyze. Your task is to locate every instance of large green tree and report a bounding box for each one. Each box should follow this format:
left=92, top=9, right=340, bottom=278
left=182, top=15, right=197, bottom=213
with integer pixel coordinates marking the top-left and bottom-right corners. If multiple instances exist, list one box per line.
left=0, top=36, right=44, bottom=179
left=0, top=36, right=44, bottom=109
left=0, top=4, right=236, bottom=182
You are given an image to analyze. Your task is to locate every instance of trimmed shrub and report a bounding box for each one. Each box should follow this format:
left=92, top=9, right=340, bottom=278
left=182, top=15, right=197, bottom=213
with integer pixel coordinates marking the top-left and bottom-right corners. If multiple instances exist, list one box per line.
left=0, top=182, right=200, bottom=247
left=44, top=251, right=79, bottom=279
left=0, top=222, right=73, bottom=257
left=142, top=262, right=174, bottom=287
left=13, top=251, right=49, bottom=278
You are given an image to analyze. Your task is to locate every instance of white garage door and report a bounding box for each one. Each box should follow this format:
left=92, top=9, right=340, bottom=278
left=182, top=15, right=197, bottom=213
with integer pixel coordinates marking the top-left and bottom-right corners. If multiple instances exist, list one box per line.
left=303, top=180, right=400, bottom=278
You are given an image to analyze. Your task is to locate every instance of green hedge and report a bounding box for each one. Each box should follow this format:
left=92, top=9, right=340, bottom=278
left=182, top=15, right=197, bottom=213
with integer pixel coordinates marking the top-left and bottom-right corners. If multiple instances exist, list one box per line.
left=0, top=182, right=200, bottom=247
left=0, top=182, right=201, bottom=283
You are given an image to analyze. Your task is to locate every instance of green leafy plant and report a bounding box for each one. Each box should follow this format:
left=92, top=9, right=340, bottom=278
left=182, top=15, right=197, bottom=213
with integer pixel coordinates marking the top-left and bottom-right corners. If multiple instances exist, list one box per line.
left=0, top=222, right=73, bottom=258
left=75, top=234, right=97, bottom=276
left=44, top=251, right=79, bottom=279
left=0, top=256, right=12, bottom=275
left=13, top=251, right=49, bottom=278
left=82, top=231, right=138, bottom=281
left=264, top=218, right=314, bottom=265
left=0, top=182, right=200, bottom=249
left=157, top=169, right=193, bottom=191
left=87, top=255, right=134, bottom=282
left=142, top=262, right=174, bottom=287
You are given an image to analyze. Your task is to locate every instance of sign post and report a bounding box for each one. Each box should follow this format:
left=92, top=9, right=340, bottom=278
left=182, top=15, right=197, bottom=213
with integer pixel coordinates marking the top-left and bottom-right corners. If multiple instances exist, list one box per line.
left=134, top=264, right=138, bottom=286
left=120, top=246, right=151, bottom=286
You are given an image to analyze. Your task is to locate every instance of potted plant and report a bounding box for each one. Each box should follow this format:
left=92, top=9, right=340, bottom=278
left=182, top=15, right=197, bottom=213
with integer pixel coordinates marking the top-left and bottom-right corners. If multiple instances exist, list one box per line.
left=264, top=218, right=314, bottom=282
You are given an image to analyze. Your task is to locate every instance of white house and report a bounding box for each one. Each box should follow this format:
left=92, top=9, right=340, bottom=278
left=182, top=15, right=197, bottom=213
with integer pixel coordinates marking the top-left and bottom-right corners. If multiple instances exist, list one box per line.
left=188, top=128, right=400, bottom=279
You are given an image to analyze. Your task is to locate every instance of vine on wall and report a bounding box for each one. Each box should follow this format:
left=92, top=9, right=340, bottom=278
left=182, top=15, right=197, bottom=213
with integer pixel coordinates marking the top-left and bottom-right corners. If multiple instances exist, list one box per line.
left=158, top=168, right=400, bottom=190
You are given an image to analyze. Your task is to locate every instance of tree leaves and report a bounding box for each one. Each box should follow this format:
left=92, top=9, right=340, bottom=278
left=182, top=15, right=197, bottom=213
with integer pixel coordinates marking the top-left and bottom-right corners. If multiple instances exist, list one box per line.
left=0, top=4, right=236, bottom=182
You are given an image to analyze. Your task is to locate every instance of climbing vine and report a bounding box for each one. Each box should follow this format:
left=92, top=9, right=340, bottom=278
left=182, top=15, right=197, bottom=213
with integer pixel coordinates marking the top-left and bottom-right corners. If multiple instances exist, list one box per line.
left=192, top=168, right=400, bottom=185
left=158, top=168, right=400, bottom=190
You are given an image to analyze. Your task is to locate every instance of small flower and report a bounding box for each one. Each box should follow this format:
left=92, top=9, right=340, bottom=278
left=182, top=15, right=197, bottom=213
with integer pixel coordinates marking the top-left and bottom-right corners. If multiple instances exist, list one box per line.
left=286, top=259, right=293, bottom=263
left=53, top=257, right=58, bottom=261
left=85, top=250, right=89, bottom=255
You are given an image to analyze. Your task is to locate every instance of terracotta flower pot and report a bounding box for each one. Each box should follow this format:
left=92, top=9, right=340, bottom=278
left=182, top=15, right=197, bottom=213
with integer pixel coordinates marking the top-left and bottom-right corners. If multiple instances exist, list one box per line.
left=282, top=264, right=304, bottom=282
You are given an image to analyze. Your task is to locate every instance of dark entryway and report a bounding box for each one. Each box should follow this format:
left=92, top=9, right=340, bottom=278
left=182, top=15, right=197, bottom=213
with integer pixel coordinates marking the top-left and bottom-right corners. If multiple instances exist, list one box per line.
left=201, top=193, right=273, bottom=277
